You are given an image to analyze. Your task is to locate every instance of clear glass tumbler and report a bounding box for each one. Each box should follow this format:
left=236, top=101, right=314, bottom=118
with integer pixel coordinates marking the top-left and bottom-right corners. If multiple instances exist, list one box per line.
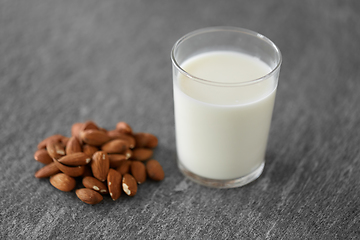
left=171, top=27, right=282, bottom=188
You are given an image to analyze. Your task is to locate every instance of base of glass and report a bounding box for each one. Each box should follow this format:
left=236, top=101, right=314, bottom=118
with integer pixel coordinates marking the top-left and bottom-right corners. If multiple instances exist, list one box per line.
left=177, top=160, right=265, bottom=189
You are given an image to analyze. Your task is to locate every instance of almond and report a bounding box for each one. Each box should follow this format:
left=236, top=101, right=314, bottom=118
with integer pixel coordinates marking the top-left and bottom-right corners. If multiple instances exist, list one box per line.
left=65, top=136, right=82, bottom=155
left=82, top=176, right=108, bottom=194
left=37, top=134, right=65, bottom=150
left=34, top=149, right=53, bottom=165
left=122, top=173, right=137, bottom=196
left=101, top=139, right=129, bottom=154
left=134, top=133, right=158, bottom=148
left=116, top=122, right=133, bottom=135
left=50, top=173, right=76, bottom=192
left=108, top=154, right=127, bottom=168
left=53, top=159, right=85, bottom=177
left=91, top=151, right=109, bottom=182
left=107, top=130, right=135, bottom=148
left=46, top=141, right=66, bottom=159
left=58, top=152, right=91, bottom=166
left=130, top=161, right=146, bottom=184
left=83, top=144, right=98, bottom=157
left=34, top=162, right=60, bottom=178
left=76, top=188, right=103, bottom=205
left=107, top=169, right=122, bottom=201
left=80, top=129, right=111, bottom=146
left=116, top=160, right=132, bottom=175
left=146, top=159, right=164, bottom=181
left=131, top=148, right=153, bottom=161
left=71, top=122, right=84, bottom=140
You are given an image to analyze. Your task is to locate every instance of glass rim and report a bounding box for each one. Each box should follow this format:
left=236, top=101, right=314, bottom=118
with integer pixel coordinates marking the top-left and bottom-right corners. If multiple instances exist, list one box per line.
left=171, top=26, right=282, bottom=87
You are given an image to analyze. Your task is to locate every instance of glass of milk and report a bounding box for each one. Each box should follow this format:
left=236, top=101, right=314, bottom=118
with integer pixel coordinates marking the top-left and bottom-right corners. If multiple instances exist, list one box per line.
left=171, top=27, right=282, bottom=188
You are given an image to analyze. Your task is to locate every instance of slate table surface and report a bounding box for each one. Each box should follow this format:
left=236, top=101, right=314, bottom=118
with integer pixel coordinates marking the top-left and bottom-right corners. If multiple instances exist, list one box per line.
left=1, top=0, right=359, bottom=239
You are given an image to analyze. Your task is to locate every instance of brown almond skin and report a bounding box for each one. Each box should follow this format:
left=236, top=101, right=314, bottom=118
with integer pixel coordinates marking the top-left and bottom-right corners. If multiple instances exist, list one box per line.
left=50, top=173, right=76, bottom=192
left=80, top=129, right=111, bottom=146
left=58, top=152, right=91, bottom=166
left=108, top=154, right=127, bottom=168
left=61, top=137, right=70, bottom=146
left=146, top=159, right=165, bottom=181
left=115, top=122, right=133, bottom=135
left=76, top=188, right=103, bottom=205
left=107, top=130, right=136, bottom=148
left=34, top=149, right=53, bottom=165
left=131, top=148, right=153, bottom=161
left=46, top=141, right=66, bottom=159
left=82, top=176, right=108, bottom=194
left=35, top=162, right=60, bottom=178
left=134, top=133, right=158, bottom=148
left=71, top=122, right=84, bottom=140
left=82, top=120, right=99, bottom=131
left=91, top=151, right=110, bottom=182
left=107, top=169, right=122, bottom=201
left=116, top=160, right=132, bottom=175
left=131, top=161, right=146, bottom=184
left=53, top=159, right=85, bottom=177
left=122, top=173, right=137, bottom=196
left=37, top=134, right=65, bottom=150
left=83, top=144, right=98, bottom=157
left=101, top=139, right=129, bottom=154
left=66, top=136, right=82, bottom=155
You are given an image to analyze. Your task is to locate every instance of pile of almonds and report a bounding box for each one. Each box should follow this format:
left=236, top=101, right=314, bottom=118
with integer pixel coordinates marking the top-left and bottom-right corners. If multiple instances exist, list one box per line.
left=34, top=120, right=164, bottom=205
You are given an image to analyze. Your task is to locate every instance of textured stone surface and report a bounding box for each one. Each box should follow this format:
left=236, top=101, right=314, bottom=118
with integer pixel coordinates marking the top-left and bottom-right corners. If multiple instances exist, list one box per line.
left=1, top=0, right=359, bottom=239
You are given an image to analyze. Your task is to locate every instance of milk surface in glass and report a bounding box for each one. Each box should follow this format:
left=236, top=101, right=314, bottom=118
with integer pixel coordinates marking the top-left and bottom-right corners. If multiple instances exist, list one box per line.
left=173, top=51, right=276, bottom=180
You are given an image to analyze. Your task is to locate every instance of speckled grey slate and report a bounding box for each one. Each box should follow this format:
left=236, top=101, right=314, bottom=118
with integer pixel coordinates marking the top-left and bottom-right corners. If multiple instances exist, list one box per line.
left=1, top=0, right=360, bottom=239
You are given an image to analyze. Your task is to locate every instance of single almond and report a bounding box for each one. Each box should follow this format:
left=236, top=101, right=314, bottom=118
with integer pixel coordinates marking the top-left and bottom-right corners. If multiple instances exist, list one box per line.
left=116, top=122, right=133, bottom=135
left=146, top=159, right=165, bottom=181
left=46, top=141, right=66, bottom=159
left=101, top=139, right=129, bottom=154
left=76, top=188, right=103, bottom=205
left=50, top=173, right=76, bottom=192
left=65, top=136, right=82, bottom=155
left=131, top=148, right=153, bottom=161
left=37, top=134, right=65, bottom=150
left=116, top=160, right=132, bottom=175
left=107, top=130, right=135, bottom=148
left=108, top=154, right=127, bottom=168
left=80, top=129, right=111, bottom=146
left=83, top=144, right=98, bottom=157
left=34, top=149, right=53, bottom=165
left=71, top=122, right=84, bottom=140
left=122, top=173, right=137, bottom=196
left=91, top=151, right=109, bottom=182
left=53, top=159, right=85, bottom=177
left=130, top=161, right=147, bottom=184
left=58, top=152, right=91, bottom=166
left=134, top=133, right=158, bottom=148
left=34, top=162, right=60, bottom=178
left=82, top=176, right=108, bottom=194
left=107, top=169, right=122, bottom=201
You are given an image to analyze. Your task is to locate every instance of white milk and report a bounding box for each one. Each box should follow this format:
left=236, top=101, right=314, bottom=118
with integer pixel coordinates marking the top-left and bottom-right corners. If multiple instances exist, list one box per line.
left=173, top=51, right=276, bottom=180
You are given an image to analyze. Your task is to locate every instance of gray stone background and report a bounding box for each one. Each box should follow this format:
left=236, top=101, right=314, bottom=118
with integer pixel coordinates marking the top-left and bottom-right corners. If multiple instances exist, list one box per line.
left=1, top=0, right=359, bottom=239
